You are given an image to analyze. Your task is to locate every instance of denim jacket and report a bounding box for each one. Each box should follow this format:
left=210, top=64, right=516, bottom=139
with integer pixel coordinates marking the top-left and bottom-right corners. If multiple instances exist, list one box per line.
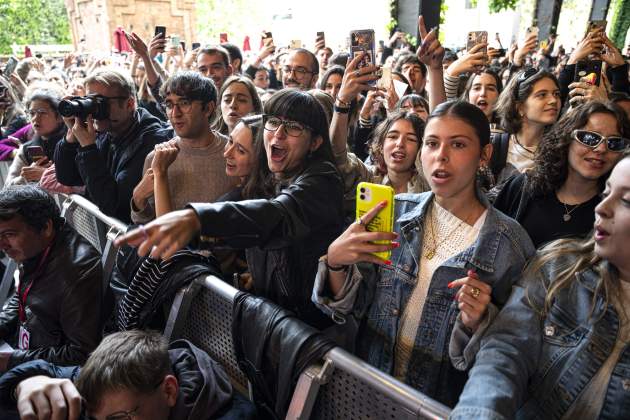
left=312, top=192, right=535, bottom=406
left=451, top=256, right=630, bottom=420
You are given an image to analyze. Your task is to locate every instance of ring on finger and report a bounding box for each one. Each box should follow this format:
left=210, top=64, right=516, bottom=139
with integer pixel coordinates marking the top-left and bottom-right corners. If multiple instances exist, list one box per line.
left=354, top=70, right=361, bottom=77
left=471, top=287, right=481, bottom=299
left=356, top=217, right=365, bottom=226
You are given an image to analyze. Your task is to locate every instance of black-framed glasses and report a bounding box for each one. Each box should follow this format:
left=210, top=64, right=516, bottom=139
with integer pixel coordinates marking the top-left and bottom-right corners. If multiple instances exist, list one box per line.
left=573, top=129, right=630, bottom=153
left=263, top=115, right=312, bottom=137
left=162, top=98, right=198, bottom=114
left=282, top=66, right=312, bottom=78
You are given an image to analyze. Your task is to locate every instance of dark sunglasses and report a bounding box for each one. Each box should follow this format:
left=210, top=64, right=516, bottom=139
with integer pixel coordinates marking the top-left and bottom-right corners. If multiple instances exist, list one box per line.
left=572, top=129, right=630, bottom=153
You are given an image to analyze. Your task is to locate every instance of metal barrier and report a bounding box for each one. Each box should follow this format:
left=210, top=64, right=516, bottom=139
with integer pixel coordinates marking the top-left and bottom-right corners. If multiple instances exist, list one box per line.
left=164, top=275, right=250, bottom=396
left=165, top=275, right=451, bottom=420
left=60, top=194, right=127, bottom=289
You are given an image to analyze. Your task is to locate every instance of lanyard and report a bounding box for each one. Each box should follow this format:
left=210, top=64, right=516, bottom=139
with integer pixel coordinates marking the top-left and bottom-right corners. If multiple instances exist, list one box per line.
left=18, top=244, right=52, bottom=323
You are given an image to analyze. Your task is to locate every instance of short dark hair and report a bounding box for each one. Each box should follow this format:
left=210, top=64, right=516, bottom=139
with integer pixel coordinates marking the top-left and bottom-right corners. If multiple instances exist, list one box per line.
left=397, top=94, right=429, bottom=113
left=198, top=46, right=231, bottom=67
left=221, top=42, right=243, bottom=68
left=0, top=185, right=62, bottom=231
left=427, top=100, right=491, bottom=148
left=395, top=53, right=427, bottom=77
left=76, top=330, right=171, bottom=412
left=160, top=71, right=217, bottom=105
left=318, top=65, right=345, bottom=90
left=290, top=49, right=319, bottom=75
left=329, top=52, right=350, bottom=68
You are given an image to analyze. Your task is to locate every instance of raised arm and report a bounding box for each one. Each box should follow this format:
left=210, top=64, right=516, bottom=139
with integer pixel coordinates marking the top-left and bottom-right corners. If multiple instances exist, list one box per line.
left=416, top=16, right=446, bottom=111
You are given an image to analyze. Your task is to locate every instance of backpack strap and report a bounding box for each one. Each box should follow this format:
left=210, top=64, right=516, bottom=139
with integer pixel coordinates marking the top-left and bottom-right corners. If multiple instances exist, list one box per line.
left=490, top=132, right=510, bottom=179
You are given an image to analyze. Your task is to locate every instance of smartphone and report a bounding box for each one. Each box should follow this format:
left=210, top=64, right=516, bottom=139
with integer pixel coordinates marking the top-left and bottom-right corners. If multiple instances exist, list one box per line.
left=350, top=29, right=376, bottom=74
left=377, top=67, right=392, bottom=90
left=316, top=31, right=325, bottom=44
left=26, top=146, right=45, bottom=161
left=356, top=182, right=395, bottom=261
left=192, top=42, right=201, bottom=50
left=154, top=26, right=166, bottom=39
left=290, top=39, right=302, bottom=49
left=466, top=31, right=488, bottom=53
left=180, top=41, right=186, bottom=51
left=220, top=33, right=228, bottom=43
left=170, top=35, right=180, bottom=47
left=3, top=57, right=18, bottom=76
left=587, top=20, right=607, bottom=35
left=262, top=31, right=275, bottom=53
left=526, top=26, right=539, bottom=39
left=574, top=60, right=602, bottom=86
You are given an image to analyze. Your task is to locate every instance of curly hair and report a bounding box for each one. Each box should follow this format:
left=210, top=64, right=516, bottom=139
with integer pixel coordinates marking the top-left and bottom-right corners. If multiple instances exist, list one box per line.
left=369, top=111, right=425, bottom=175
left=526, top=101, right=630, bottom=197
left=494, top=69, right=559, bottom=134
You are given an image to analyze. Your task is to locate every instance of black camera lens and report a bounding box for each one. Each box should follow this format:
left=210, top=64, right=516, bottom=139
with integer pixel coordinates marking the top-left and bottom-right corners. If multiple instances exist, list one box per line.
left=359, top=194, right=365, bottom=200
left=360, top=187, right=365, bottom=193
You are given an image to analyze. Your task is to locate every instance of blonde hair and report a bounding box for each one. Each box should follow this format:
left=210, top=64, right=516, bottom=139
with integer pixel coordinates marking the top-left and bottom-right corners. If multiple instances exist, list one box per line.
left=84, top=67, right=136, bottom=101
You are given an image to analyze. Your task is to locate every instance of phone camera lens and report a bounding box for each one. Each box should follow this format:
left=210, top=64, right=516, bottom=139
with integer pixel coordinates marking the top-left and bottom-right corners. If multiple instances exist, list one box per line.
left=360, top=187, right=366, bottom=193
left=359, top=194, right=365, bottom=200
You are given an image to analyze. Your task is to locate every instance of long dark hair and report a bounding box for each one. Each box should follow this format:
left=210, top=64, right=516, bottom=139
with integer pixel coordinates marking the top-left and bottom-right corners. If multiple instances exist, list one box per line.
left=461, top=69, right=503, bottom=124
left=242, top=89, right=336, bottom=199
left=369, top=111, right=425, bottom=175
left=526, top=101, right=630, bottom=197
left=495, top=69, right=559, bottom=134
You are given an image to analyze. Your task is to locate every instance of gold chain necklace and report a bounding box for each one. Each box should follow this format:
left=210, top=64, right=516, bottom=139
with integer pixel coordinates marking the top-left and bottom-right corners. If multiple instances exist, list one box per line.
left=424, top=204, right=465, bottom=260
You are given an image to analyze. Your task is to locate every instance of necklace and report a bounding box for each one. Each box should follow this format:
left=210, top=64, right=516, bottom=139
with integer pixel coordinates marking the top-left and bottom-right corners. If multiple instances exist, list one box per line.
left=514, top=134, right=536, bottom=156
left=562, top=202, right=582, bottom=222
left=424, top=204, right=464, bottom=260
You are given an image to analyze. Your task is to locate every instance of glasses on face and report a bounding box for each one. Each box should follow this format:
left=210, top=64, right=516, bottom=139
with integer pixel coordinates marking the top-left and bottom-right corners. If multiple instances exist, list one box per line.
left=263, top=115, right=311, bottom=137
left=282, top=66, right=312, bottom=78
left=28, top=108, right=52, bottom=118
left=162, top=98, right=197, bottom=114
left=572, top=129, right=630, bottom=153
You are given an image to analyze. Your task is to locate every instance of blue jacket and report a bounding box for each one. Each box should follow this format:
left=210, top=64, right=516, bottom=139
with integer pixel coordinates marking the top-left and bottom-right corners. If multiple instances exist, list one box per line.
left=451, top=256, right=630, bottom=419
left=313, top=192, right=535, bottom=406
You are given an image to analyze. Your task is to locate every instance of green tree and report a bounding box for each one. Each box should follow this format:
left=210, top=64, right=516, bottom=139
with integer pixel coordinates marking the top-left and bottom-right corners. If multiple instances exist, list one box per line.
left=609, top=0, right=630, bottom=48
left=0, top=0, right=70, bottom=54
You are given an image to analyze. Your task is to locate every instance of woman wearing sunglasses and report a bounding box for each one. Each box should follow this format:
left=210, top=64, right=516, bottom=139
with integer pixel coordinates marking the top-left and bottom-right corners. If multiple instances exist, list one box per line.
left=492, top=68, right=561, bottom=185
left=115, top=89, right=344, bottom=329
left=452, top=154, right=630, bottom=419
left=493, top=101, right=629, bottom=248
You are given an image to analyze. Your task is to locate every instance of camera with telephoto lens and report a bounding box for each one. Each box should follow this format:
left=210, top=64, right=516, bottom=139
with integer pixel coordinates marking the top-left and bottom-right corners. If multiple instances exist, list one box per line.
left=58, top=95, right=109, bottom=120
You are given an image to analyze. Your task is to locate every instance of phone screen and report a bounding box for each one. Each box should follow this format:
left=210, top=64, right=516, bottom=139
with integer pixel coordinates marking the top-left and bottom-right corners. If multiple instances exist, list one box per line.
left=26, top=146, right=45, bottom=160
left=154, top=26, right=166, bottom=39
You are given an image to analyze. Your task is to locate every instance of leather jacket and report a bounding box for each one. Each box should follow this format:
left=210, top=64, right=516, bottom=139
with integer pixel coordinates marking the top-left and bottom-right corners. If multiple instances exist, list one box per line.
left=452, top=256, right=630, bottom=420
left=232, top=292, right=335, bottom=419
left=189, top=158, right=344, bottom=329
left=0, top=223, right=103, bottom=369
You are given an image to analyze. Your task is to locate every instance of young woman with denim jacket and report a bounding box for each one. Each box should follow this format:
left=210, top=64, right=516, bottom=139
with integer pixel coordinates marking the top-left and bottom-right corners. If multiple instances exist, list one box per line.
left=312, top=101, right=535, bottom=406
left=451, top=155, right=630, bottom=419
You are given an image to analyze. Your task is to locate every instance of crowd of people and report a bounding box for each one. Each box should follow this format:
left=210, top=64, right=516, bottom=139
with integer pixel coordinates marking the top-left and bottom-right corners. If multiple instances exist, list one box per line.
left=0, top=12, right=629, bottom=419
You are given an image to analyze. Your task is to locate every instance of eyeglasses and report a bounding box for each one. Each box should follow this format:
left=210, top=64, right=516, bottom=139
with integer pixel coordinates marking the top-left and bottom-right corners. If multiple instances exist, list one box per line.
left=282, top=66, right=312, bottom=78
left=263, top=115, right=311, bottom=137
left=28, top=108, right=52, bottom=118
left=572, top=129, right=630, bottom=153
left=162, top=98, right=198, bottom=114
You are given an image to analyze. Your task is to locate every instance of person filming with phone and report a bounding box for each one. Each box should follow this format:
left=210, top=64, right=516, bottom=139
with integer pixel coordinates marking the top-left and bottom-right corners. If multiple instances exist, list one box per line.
left=5, top=84, right=66, bottom=186
left=54, top=68, right=172, bottom=223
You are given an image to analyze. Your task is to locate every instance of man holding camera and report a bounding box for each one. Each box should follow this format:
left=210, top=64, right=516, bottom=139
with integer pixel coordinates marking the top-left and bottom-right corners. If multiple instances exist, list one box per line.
left=54, top=68, right=171, bottom=223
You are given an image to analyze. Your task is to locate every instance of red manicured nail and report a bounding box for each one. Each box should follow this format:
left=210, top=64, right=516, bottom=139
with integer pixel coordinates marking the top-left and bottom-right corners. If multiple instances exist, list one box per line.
left=447, top=282, right=454, bottom=289
left=392, top=242, right=400, bottom=248
left=384, top=260, right=392, bottom=265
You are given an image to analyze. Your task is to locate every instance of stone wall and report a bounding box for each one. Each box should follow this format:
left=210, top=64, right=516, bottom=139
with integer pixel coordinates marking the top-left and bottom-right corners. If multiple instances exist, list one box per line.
left=65, top=0, right=196, bottom=52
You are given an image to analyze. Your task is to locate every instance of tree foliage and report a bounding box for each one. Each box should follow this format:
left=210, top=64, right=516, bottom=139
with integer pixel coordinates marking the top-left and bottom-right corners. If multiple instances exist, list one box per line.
left=609, top=0, right=630, bottom=48
left=0, top=0, right=71, bottom=54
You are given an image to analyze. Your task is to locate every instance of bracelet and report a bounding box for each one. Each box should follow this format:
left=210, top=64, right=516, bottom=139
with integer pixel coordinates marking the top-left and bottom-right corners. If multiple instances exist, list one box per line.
left=336, top=97, right=351, bottom=108
left=334, top=105, right=350, bottom=114
left=320, top=255, right=348, bottom=272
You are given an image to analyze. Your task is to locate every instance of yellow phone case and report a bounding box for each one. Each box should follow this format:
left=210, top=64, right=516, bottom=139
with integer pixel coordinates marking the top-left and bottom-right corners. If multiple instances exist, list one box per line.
left=356, top=182, right=395, bottom=260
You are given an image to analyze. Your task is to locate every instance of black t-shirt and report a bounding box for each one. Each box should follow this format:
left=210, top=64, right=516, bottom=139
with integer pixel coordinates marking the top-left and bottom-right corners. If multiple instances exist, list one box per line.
left=520, top=192, right=599, bottom=248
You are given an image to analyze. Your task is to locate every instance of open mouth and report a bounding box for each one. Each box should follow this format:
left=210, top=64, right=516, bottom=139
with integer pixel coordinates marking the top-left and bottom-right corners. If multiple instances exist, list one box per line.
left=585, top=157, right=606, bottom=169
left=431, top=169, right=452, bottom=183
left=391, top=151, right=407, bottom=162
left=270, top=144, right=287, bottom=161
left=594, top=225, right=610, bottom=241
left=476, top=100, right=488, bottom=108
left=226, top=161, right=236, bottom=170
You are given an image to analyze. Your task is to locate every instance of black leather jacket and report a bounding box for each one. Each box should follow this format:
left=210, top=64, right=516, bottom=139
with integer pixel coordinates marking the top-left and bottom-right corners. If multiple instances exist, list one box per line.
left=0, top=223, right=103, bottom=369
left=189, top=159, right=344, bottom=329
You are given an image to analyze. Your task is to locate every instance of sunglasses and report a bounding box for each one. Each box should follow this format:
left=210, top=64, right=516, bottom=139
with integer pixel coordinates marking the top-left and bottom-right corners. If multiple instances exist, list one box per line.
left=572, top=129, right=630, bottom=153
left=514, top=67, right=538, bottom=98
